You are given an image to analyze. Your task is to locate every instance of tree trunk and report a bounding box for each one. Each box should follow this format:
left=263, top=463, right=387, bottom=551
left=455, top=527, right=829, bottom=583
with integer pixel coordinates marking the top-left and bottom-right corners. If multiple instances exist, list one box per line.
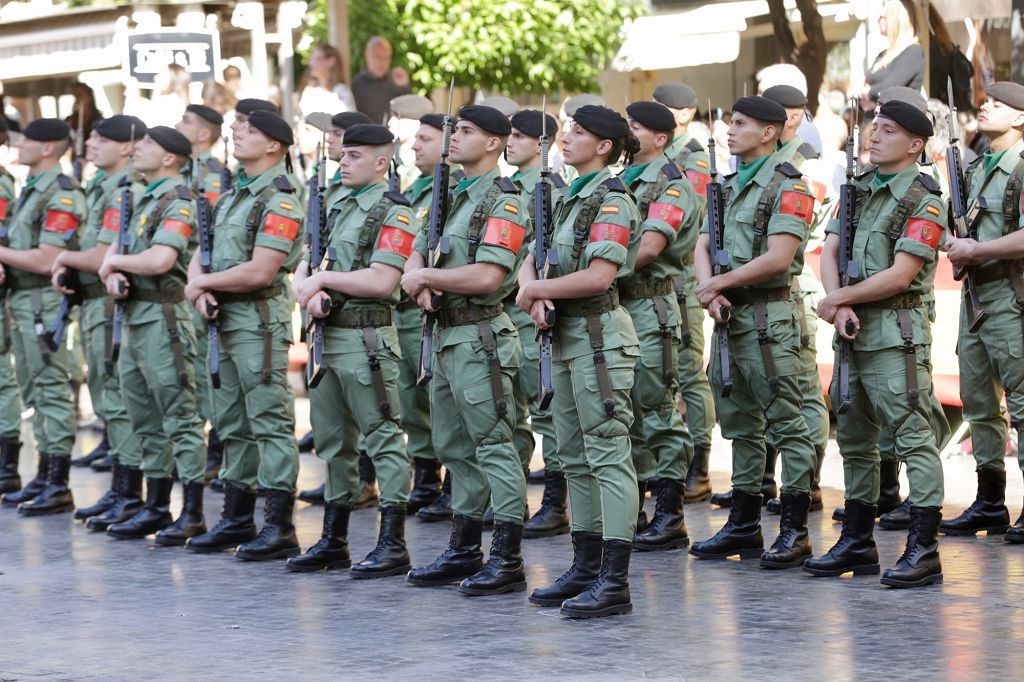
left=767, top=0, right=827, bottom=115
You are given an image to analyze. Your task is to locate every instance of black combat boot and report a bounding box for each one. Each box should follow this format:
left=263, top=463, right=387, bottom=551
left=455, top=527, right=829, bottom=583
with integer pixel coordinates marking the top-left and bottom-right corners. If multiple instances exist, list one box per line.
left=408, top=458, right=443, bottom=514
left=2, top=452, right=50, bottom=507
left=286, top=503, right=352, bottom=572
left=804, top=499, right=880, bottom=577
left=297, top=430, right=316, bottom=453
left=235, top=490, right=300, bottom=561
left=833, top=459, right=903, bottom=521
left=106, top=477, right=172, bottom=538
left=769, top=447, right=825, bottom=515
left=407, top=514, right=484, bottom=586
left=560, top=540, right=633, bottom=618
left=689, top=489, right=764, bottom=559
left=527, top=467, right=545, bottom=484
left=18, top=456, right=75, bottom=516
left=459, top=521, right=527, bottom=595
left=351, top=506, right=411, bottom=578
left=0, top=437, right=22, bottom=495
left=1005, top=499, right=1024, bottom=544
left=416, top=470, right=453, bottom=522
left=761, top=493, right=812, bottom=569
left=75, top=462, right=121, bottom=520
left=636, top=479, right=649, bottom=533
left=354, top=451, right=379, bottom=509
left=90, top=453, right=114, bottom=472
left=529, top=531, right=603, bottom=606
left=939, top=467, right=1011, bottom=536
left=87, top=466, right=144, bottom=531
left=72, top=429, right=109, bottom=467
left=710, top=451, right=777, bottom=509
left=683, top=444, right=712, bottom=504
left=186, top=485, right=258, bottom=553
left=203, top=429, right=223, bottom=484
left=881, top=506, right=943, bottom=588
left=298, top=483, right=326, bottom=505
left=524, top=469, right=570, bottom=538
left=634, top=478, right=689, bottom=551
left=878, top=499, right=912, bottom=530
left=154, top=481, right=207, bottom=546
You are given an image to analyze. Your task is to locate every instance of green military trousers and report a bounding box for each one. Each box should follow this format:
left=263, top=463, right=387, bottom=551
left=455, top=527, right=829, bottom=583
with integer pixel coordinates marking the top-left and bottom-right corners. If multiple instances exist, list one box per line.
left=0, top=299, right=23, bottom=439
left=429, top=317, right=525, bottom=523
left=957, top=292, right=1024, bottom=472
left=788, top=291, right=829, bottom=455
left=673, top=275, right=715, bottom=449
left=8, top=288, right=74, bottom=456
left=311, top=324, right=409, bottom=508
left=710, top=306, right=816, bottom=495
left=119, top=308, right=205, bottom=482
left=624, top=294, right=692, bottom=482
left=215, top=323, right=299, bottom=493
left=505, top=303, right=559, bottom=472
left=831, top=345, right=944, bottom=508
left=394, top=305, right=435, bottom=463
left=551, top=340, right=639, bottom=543
left=81, top=297, right=141, bottom=467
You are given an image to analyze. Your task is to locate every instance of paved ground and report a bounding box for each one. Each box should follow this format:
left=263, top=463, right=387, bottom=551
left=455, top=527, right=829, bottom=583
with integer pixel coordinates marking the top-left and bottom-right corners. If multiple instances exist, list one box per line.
left=3, top=409, right=1024, bottom=680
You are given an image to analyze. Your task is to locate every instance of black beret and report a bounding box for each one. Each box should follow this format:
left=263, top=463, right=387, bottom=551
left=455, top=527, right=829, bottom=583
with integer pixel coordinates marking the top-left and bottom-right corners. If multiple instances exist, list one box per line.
left=653, top=83, right=698, bottom=110
left=186, top=104, right=223, bottom=126
left=146, top=125, right=192, bottom=156
left=342, top=123, right=394, bottom=147
left=23, top=118, right=71, bottom=142
left=987, top=82, right=1024, bottom=111
left=93, top=115, right=146, bottom=142
left=419, top=113, right=446, bottom=131
left=877, top=86, right=927, bottom=112
left=247, top=109, right=293, bottom=146
left=331, top=111, right=373, bottom=130
left=762, top=84, right=807, bottom=109
left=236, top=98, right=279, bottom=116
left=509, top=109, right=559, bottom=138
left=572, top=104, right=629, bottom=140
left=626, top=101, right=676, bottom=133
left=877, top=100, right=933, bottom=137
left=731, top=96, right=787, bottom=124
left=457, top=105, right=511, bottom=136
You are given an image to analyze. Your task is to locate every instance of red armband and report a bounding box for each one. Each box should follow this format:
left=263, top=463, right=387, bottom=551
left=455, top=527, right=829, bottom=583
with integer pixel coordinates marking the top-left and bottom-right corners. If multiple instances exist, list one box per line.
left=647, top=201, right=684, bottom=230
left=203, top=191, right=220, bottom=205
left=685, top=169, right=711, bottom=197
left=263, top=213, right=300, bottom=240
left=43, top=209, right=79, bottom=234
left=780, top=191, right=814, bottom=224
left=482, top=217, right=526, bottom=253
left=0, top=198, right=8, bottom=222
left=161, top=219, right=193, bottom=239
left=589, top=223, right=630, bottom=246
left=377, top=226, right=415, bottom=258
left=905, top=218, right=942, bottom=249
left=101, top=208, right=120, bottom=232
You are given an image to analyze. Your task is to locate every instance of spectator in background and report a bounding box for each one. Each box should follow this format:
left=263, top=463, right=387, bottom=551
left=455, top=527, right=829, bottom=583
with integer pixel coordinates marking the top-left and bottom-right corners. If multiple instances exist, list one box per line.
left=300, top=43, right=356, bottom=115
left=66, top=82, right=103, bottom=139
left=755, top=63, right=822, bottom=155
left=857, top=0, right=925, bottom=112
left=202, top=79, right=237, bottom=116
left=352, top=37, right=412, bottom=124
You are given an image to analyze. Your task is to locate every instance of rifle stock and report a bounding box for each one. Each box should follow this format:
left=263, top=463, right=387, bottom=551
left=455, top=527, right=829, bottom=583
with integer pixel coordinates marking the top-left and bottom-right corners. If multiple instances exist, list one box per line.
left=197, top=187, right=221, bottom=389
left=305, top=140, right=331, bottom=390
left=534, top=94, right=557, bottom=410
left=107, top=126, right=136, bottom=373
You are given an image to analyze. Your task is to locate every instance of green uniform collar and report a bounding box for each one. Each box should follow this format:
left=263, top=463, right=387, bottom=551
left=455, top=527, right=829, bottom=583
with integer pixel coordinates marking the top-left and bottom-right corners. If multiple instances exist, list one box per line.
left=346, top=180, right=386, bottom=209
left=456, top=167, right=499, bottom=200
left=864, top=163, right=921, bottom=198
left=408, top=175, right=431, bottom=197
left=26, top=166, right=62, bottom=191
left=236, top=160, right=290, bottom=194
left=454, top=173, right=482, bottom=196
left=143, top=176, right=175, bottom=196
left=622, top=162, right=648, bottom=187
left=735, top=153, right=772, bottom=190
left=569, top=170, right=600, bottom=197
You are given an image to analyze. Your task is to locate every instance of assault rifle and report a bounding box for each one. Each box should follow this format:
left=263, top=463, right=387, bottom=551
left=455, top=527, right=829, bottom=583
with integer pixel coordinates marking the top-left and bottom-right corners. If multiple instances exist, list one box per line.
left=706, top=102, right=731, bottom=397
left=835, top=101, right=862, bottom=415
left=106, top=125, right=136, bottom=374
left=533, top=94, right=557, bottom=410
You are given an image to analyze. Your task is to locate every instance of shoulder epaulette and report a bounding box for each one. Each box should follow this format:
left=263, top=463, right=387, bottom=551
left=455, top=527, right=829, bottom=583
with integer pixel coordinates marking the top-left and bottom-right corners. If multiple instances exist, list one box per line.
left=774, top=162, right=802, bottom=179
left=601, top=176, right=628, bottom=193
left=56, top=174, right=78, bottom=190
left=854, top=165, right=875, bottom=181
left=685, top=139, right=705, bottom=153
left=495, top=176, right=519, bottom=194
left=660, top=163, right=682, bottom=181
left=797, top=142, right=819, bottom=160
left=273, top=175, right=295, bottom=193
left=384, top=189, right=411, bottom=207
left=176, top=185, right=192, bottom=200
left=205, top=158, right=223, bottom=173
left=451, top=169, right=466, bottom=183
left=966, top=156, right=984, bottom=172
left=550, top=173, right=567, bottom=189
left=916, top=173, right=941, bottom=195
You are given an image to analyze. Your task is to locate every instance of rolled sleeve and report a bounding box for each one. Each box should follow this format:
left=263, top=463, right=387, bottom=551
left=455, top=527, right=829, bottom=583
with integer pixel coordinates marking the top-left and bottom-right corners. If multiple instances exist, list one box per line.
left=896, top=197, right=946, bottom=264
left=767, top=178, right=814, bottom=240
left=641, top=180, right=690, bottom=242
left=369, top=205, right=418, bottom=271
left=583, top=195, right=633, bottom=268
left=150, top=200, right=196, bottom=252
left=253, top=193, right=304, bottom=254
left=38, top=191, right=85, bottom=248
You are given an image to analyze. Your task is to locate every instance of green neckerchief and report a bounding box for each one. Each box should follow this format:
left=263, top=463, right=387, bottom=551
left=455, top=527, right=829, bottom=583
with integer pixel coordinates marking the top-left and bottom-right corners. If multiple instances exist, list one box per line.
left=873, top=171, right=897, bottom=190
left=144, top=176, right=172, bottom=194
left=454, top=174, right=480, bottom=195
left=24, top=174, right=43, bottom=190
left=569, top=171, right=599, bottom=197
left=736, top=154, right=771, bottom=189
left=409, top=175, right=432, bottom=195
left=982, top=149, right=1007, bottom=177
left=331, top=168, right=342, bottom=184
left=622, top=162, right=649, bottom=187
left=348, top=183, right=373, bottom=197
left=235, top=170, right=260, bottom=189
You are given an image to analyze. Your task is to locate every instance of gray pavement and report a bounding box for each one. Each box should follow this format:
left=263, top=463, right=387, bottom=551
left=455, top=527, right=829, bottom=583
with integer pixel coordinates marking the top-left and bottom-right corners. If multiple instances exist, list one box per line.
left=3, top=418, right=1024, bottom=681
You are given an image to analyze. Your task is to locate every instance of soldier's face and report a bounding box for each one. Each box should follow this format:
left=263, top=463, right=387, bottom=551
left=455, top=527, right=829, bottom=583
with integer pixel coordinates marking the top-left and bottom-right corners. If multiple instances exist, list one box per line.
left=868, top=116, right=921, bottom=166
left=132, top=136, right=165, bottom=174
left=326, top=127, right=345, bottom=161
left=726, top=112, right=773, bottom=156
left=412, top=124, right=442, bottom=172
left=233, top=124, right=275, bottom=162
left=978, top=98, right=1024, bottom=137
left=449, top=121, right=494, bottom=165
left=176, top=112, right=204, bottom=145
left=338, top=145, right=386, bottom=188
left=505, top=129, right=539, bottom=167
left=560, top=122, right=602, bottom=166
left=231, top=113, right=249, bottom=145
left=627, top=119, right=667, bottom=158
left=88, top=133, right=122, bottom=169
left=16, top=138, right=43, bottom=166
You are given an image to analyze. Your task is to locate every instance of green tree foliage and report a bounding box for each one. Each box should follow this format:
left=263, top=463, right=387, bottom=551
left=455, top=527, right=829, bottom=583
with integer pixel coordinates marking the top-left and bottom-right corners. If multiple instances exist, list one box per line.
left=306, top=0, right=645, bottom=93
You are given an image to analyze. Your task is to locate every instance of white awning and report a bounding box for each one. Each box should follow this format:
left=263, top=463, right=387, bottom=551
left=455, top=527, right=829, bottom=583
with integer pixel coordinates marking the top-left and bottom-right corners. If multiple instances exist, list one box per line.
left=611, top=1, right=769, bottom=72
left=0, top=20, right=122, bottom=81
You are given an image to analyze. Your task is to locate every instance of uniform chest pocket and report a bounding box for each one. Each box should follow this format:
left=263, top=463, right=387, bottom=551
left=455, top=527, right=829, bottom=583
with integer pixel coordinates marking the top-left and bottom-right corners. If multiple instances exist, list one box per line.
left=329, top=224, right=363, bottom=271
left=862, top=221, right=895, bottom=275
left=726, top=208, right=756, bottom=263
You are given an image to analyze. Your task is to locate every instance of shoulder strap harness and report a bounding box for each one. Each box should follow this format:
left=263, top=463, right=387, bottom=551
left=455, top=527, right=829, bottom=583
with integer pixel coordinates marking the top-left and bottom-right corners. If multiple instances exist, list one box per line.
left=467, top=176, right=518, bottom=264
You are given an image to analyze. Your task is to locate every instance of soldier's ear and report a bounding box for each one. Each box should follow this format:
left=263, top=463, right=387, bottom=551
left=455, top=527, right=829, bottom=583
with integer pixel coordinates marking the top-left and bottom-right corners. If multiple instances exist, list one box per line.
left=908, top=136, right=925, bottom=156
